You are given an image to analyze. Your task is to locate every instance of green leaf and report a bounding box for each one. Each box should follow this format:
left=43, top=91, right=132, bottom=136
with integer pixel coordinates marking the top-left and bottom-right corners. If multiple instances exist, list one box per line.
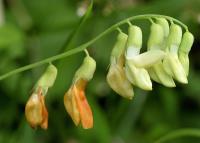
left=60, top=0, right=93, bottom=52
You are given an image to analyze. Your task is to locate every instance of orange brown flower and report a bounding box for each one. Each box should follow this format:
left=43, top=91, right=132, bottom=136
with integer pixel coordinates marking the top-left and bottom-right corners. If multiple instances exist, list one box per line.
left=25, top=87, right=48, bottom=129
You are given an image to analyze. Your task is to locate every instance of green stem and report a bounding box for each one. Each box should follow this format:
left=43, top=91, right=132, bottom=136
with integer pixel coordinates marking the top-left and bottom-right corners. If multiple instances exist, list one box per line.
left=154, top=128, right=200, bottom=143
left=84, top=49, right=89, bottom=56
left=0, top=14, right=188, bottom=81
left=0, top=0, right=5, bottom=26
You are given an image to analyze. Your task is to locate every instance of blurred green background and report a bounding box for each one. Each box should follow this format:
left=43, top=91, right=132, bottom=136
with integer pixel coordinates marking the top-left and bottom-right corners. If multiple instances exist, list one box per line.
left=0, top=0, right=200, bottom=143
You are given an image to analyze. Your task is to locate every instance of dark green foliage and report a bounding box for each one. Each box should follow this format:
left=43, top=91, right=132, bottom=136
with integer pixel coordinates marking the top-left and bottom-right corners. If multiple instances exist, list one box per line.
left=0, top=0, right=200, bottom=143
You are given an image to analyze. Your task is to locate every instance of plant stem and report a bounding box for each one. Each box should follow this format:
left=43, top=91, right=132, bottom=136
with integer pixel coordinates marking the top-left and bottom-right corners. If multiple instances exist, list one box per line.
left=0, top=14, right=188, bottom=80
left=0, top=0, right=5, bottom=26
left=154, top=128, right=200, bottom=143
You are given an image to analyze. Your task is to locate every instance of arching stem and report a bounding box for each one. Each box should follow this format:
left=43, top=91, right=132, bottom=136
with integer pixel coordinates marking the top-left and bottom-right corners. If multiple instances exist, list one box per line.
left=0, top=14, right=188, bottom=81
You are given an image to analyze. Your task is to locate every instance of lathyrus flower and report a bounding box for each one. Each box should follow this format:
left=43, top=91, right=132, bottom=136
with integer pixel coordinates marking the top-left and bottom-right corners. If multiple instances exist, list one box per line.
left=107, top=32, right=134, bottom=99
left=125, top=25, right=165, bottom=90
left=25, top=64, right=57, bottom=129
left=178, top=31, right=194, bottom=76
left=147, top=19, right=175, bottom=87
left=64, top=54, right=96, bottom=129
left=163, top=24, right=187, bottom=84
left=124, top=25, right=152, bottom=90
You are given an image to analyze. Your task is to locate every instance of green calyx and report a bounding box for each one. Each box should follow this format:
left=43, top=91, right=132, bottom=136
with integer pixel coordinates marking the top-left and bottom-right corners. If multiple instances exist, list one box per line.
left=148, top=23, right=164, bottom=50
left=179, top=31, right=194, bottom=53
left=74, top=55, right=96, bottom=82
left=156, top=18, right=169, bottom=37
left=35, top=64, right=57, bottom=96
left=126, top=25, right=142, bottom=49
left=167, top=24, right=182, bottom=49
left=110, top=32, right=128, bottom=64
left=37, top=64, right=58, bottom=88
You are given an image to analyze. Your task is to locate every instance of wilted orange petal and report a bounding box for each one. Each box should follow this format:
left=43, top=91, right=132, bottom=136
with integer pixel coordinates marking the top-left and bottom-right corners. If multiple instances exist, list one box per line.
left=40, top=95, right=48, bottom=130
left=25, top=93, right=43, bottom=129
left=74, top=85, right=93, bottom=129
left=64, top=86, right=80, bottom=126
left=25, top=87, right=49, bottom=130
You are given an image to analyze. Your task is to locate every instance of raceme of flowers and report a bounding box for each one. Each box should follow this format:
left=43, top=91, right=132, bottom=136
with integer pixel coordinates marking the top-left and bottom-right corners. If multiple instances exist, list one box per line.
left=107, top=18, right=193, bottom=99
left=25, top=18, right=194, bottom=130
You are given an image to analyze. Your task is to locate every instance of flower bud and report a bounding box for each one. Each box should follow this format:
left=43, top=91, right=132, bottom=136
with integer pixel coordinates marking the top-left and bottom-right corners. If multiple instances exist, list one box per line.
left=178, top=31, right=194, bottom=76
left=64, top=55, right=96, bottom=129
left=107, top=32, right=134, bottom=99
left=163, top=24, right=187, bottom=84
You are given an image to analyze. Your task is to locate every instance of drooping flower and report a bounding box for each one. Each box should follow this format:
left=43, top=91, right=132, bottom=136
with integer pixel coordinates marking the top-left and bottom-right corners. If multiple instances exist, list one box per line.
left=178, top=31, right=194, bottom=76
left=107, top=32, right=134, bottom=99
left=147, top=19, right=176, bottom=87
left=124, top=25, right=151, bottom=90
left=64, top=55, right=96, bottom=129
left=163, top=24, right=188, bottom=84
left=25, top=64, right=57, bottom=129
left=125, top=25, right=165, bottom=90
left=25, top=87, right=48, bottom=129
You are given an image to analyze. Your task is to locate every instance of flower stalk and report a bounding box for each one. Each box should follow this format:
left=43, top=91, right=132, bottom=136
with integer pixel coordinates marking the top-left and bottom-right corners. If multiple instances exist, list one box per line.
left=0, top=14, right=189, bottom=81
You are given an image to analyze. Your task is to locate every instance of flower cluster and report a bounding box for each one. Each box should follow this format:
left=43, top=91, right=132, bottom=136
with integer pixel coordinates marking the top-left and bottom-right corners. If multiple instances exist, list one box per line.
left=25, top=54, right=96, bottom=129
left=107, top=18, right=194, bottom=99
left=25, top=17, right=194, bottom=130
